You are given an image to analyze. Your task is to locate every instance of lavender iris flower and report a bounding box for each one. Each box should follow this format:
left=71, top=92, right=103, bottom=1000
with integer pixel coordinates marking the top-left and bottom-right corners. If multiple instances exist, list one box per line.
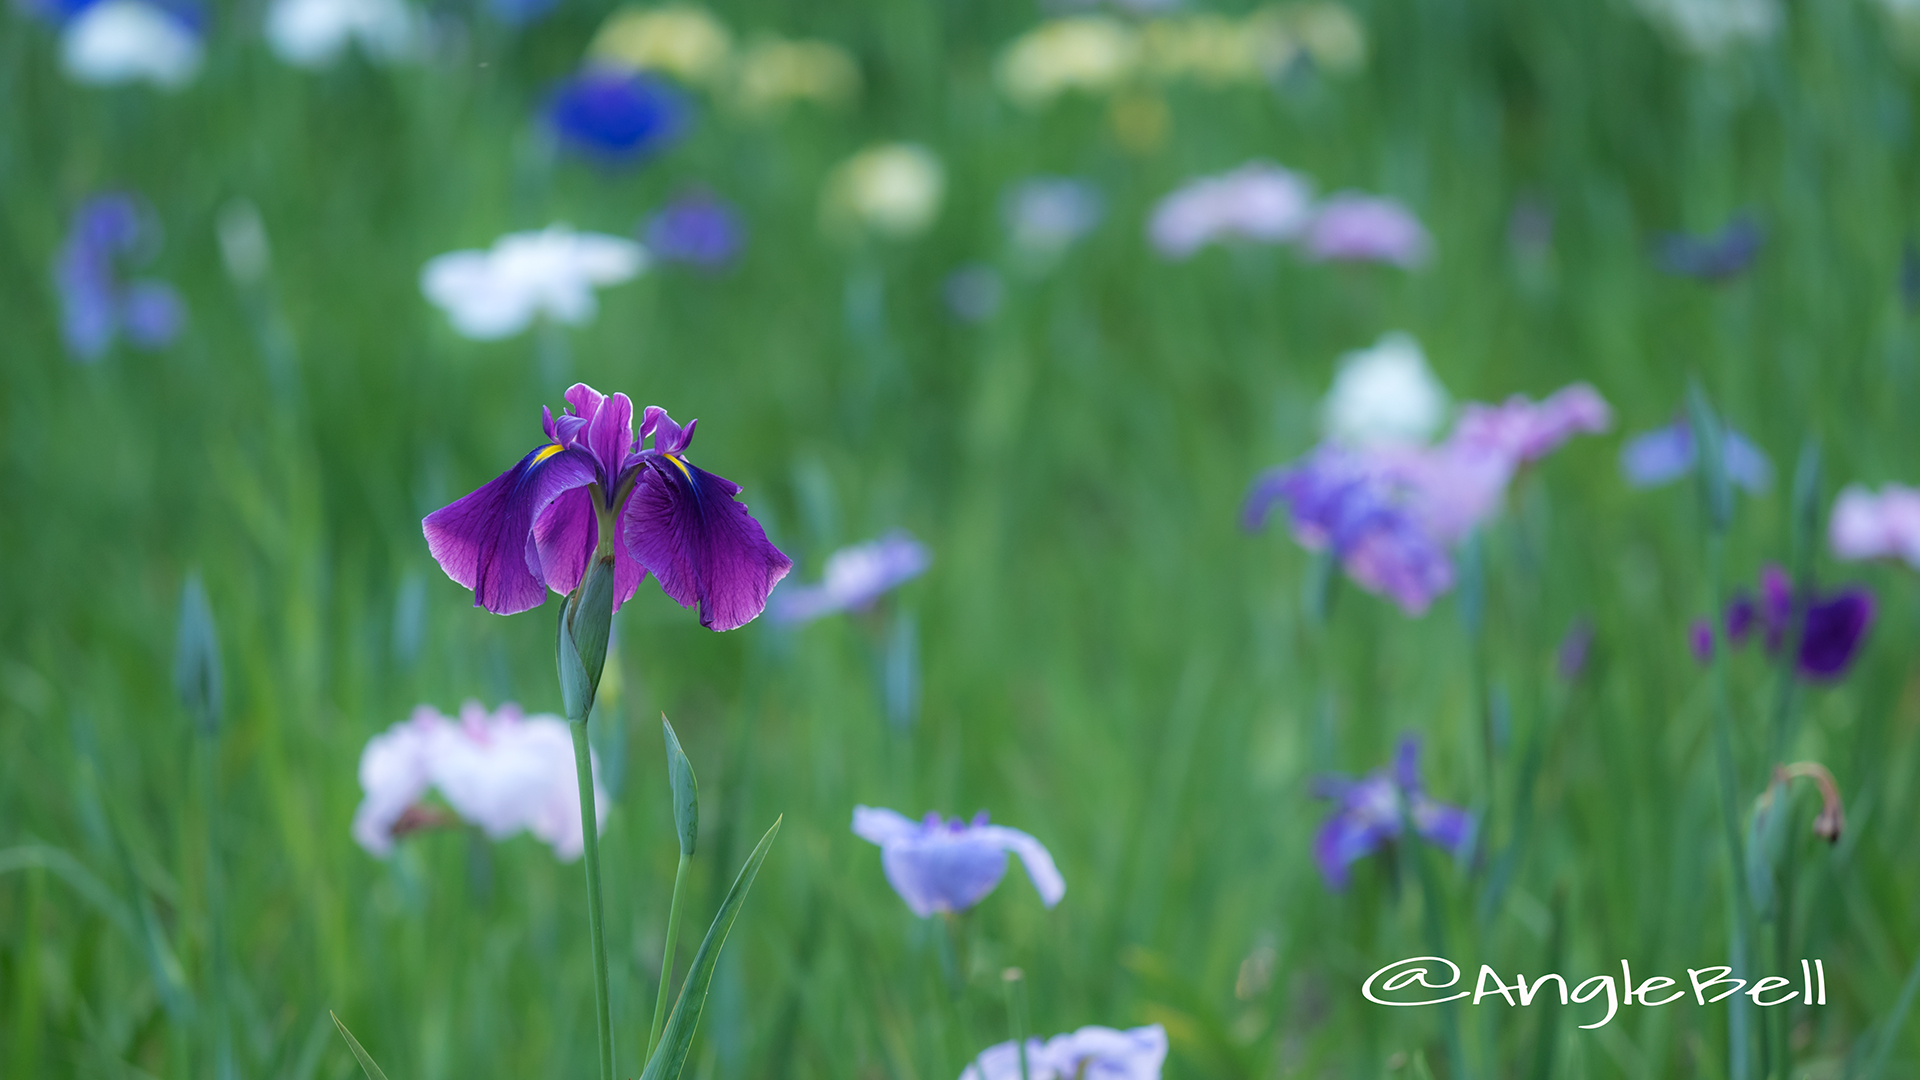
left=962, top=1024, right=1168, bottom=1080
left=1619, top=418, right=1773, bottom=493
left=54, top=194, right=186, bottom=362
left=1300, top=192, right=1432, bottom=268
left=1310, top=735, right=1474, bottom=890
left=644, top=192, right=743, bottom=268
left=422, top=383, right=792, bottom=628
left=1706, top=564, right=1875, bottom=681
left=1147, top=162, right=1315, bottom=259
left=1830, top=483, right=1920, bottom=568
left=1243, top=446, right=1456, bottom=616
left=1245, top=383, right=1610, bottom=616
left=852, top=806, right=1066, bottom=917
left=772, top=531, right=931, bottom=625
left=1657, top=213, right=1762, bottom=281
left=548, top=69, right=686, bottom=163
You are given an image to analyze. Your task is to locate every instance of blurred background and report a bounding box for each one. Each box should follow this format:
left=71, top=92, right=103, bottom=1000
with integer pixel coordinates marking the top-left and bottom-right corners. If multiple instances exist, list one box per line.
left=6, top=0, right=1920, bottom=1074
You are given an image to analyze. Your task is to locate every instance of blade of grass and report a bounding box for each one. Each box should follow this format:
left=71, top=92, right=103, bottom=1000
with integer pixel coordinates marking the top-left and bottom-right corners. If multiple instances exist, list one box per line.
left=639, top=816, right=782, bottom=1080
left=330, top=1012, right=393, bottom=1080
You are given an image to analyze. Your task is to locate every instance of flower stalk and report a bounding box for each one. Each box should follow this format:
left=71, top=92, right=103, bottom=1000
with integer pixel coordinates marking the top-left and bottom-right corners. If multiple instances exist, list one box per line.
left=560, top=542, right=619, bottom=1080
left=649, top=853, right=692, bottom=1058
left=1002, top=968, right=1032, bottom=1080
left=1690, top=385, right=1756, bottom=1080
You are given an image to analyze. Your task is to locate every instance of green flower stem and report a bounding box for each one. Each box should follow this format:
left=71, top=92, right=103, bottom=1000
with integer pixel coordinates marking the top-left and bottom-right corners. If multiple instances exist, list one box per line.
left=1705, top=534, right=1756, bottom=1080
left=570, top=719, right=615, bottom=1080
left=199, top=734, right=233, bottom=1080
left=1002, top=969, right=1031, bottom=1080
left=648, top=851, right=692, bottom=1059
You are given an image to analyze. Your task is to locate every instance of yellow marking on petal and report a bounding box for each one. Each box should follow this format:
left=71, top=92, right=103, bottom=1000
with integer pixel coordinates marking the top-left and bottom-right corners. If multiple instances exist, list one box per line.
left=533, top=443, right=567, bottom=465
left=665, top=454, right=693, bottom=481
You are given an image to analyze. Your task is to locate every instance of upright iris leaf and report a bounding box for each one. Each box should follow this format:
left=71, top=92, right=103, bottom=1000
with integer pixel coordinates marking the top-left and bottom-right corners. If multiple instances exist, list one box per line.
left=1686, top=383, right=1732, bottom=534
left=639, top=816, right=781, bottom=1080
left=662, top=716, right=698, bottom=857
left=173, top=572, right=222, bottom=737
left=330, top=1012, right=393, bottom=1080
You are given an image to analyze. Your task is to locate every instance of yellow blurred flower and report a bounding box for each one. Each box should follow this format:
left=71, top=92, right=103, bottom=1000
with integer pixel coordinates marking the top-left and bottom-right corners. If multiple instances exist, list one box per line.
left=1141, top=13, right=1285, bottom=84
left=588, top=4, right=733, bottom=85
left=822, top=143, right=945, bottom=239
left=996, top=17, right=1140, bottom=107
left=733, top=38, right=861, bottom=111
left=1277, top=3, right=1366, bottom=72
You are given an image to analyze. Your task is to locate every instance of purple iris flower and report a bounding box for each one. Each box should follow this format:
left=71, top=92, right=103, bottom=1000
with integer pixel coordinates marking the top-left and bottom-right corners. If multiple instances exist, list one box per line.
left=422, top=383, right=792, bottom=628
left=1725, top=591, right=1756, bottom=645
left=1706, top=564, right=1874, bottom=681
left=1798, top=590, right=1875, bottom=680
left=1311, top=735, right=1474, bottom=890
left=1760, top=564, right=1793, bottom=653
left=547, top=69, right=686, bottom=164
left=1657, top=213, right=1762, bottom=282
left=1619, top=418, right=1772, bottom=493
left=1689, top=618, right=1715, bottom=664
left=851, top=806, right=1066, bottom=917
left=54, top=193, right=186, bottom=363
left=1248, top=384, right=1609, bottom=617
left=644, top=192, right=743, bottom=269
left=1244, top=446, right=1456, bottom=616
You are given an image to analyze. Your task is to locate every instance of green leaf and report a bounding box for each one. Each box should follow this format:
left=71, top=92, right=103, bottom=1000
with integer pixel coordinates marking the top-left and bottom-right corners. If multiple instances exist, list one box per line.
left=639, top=816, right=782, bottom=1080
left=173, top=571, right=223, bottom=737
left=331, top=1011, right=393, bottom=1080
left=662, top=716, right=698, bottom=857
left=1686, top=382, right=1732, bottom=534
left=1790, top=437, right=1823, bottom=571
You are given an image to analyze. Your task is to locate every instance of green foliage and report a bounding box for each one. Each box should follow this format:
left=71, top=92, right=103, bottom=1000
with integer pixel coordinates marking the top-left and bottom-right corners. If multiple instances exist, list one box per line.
left=640, top=817, right=780, bottom=1080
left=5, top=0, right=1920, bottom=1075
left=663, top=716, right=699, bottom=858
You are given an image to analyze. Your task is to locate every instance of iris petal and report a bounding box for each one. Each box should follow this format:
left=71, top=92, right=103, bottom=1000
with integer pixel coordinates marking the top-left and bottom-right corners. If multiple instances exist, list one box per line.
left=423, top=447, right=596, bottom=614
left=621, top=455, right=792, bottom=630
left=978, top=825, right=1066, bottom=908
left=531, top=487, right=647, bottom=609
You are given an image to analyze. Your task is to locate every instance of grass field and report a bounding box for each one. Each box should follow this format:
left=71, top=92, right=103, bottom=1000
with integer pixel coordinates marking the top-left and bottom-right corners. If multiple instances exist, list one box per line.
left=6, top=0, right=1920, bottom=1075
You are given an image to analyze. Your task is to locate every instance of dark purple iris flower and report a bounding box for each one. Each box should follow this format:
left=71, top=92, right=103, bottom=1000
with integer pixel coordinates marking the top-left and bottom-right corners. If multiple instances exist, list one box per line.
left=422, top=383, right=792, bottom=629
left=644, top=192, right=743, bottom=269
left=1657, top=213, right=1762, bottom=282
left=1795, top=590, right=1875, bottom=681
left=54, top=194, right=186, bottom=363
left=1707, top=564, right=1874, bottom=681
left=548, top=70, right=686, bottom=164
left=1311, top=735, right=1475, bottom=890
left=1726, top=591, right=1756, bottom=645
